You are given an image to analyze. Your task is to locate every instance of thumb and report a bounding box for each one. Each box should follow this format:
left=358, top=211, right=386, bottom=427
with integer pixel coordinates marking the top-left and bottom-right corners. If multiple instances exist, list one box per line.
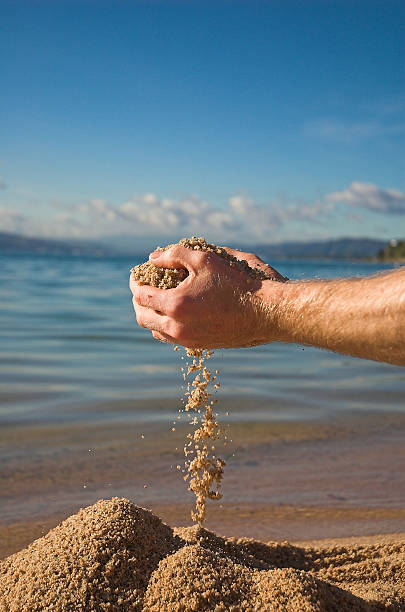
left=149, top=244, right=203, bottom=273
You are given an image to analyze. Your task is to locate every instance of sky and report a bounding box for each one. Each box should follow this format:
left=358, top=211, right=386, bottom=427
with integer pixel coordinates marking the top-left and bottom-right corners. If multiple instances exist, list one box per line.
left=1, top=0, right=404, bottom=247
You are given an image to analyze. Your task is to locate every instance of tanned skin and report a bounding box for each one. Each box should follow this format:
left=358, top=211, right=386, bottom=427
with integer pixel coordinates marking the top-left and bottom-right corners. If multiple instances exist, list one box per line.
left=130, top=245, right=405, bottom=367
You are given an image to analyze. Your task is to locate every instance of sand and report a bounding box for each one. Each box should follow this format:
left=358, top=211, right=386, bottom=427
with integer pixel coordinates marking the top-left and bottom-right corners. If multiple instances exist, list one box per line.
left=132, top=237, right=252, bottom=527
left=180, top=347, right=226, bottom=527
left=131, top=236, right=288, bottom=527
left=2, top=407, right=405, bottom=561
left=130, top=236, right=278, bottom=288
left=1, top=498, right=404, bottom=611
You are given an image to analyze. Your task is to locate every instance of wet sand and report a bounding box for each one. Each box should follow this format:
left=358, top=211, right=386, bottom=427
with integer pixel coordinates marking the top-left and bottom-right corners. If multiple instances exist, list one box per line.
left=1, top=396, right=405, bottom=559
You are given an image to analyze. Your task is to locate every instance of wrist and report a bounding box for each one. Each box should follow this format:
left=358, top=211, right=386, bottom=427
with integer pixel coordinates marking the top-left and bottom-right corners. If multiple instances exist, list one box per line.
left=256, top=278, right=325, bottom=345
left=255, top=279, right=297, bottom=344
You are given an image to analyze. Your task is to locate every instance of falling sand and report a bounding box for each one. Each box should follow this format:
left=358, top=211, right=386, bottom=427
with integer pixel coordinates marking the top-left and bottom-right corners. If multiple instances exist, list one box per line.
left=1, top=498, right=404, bottom=611
left=179, top=347, right=225, bottom=526
left=132, top=237, right=278, bottom=525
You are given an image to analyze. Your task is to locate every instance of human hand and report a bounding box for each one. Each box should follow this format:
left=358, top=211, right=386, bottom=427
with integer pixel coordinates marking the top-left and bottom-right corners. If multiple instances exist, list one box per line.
left=129, top=245, right=288, bottom=349
left=221, top=247, right=287, bottom=283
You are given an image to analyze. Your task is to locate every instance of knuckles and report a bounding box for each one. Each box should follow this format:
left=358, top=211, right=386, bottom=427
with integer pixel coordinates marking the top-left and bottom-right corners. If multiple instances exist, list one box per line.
left=166, top=320, right=189, bottom=343
left=136, top=313, right=146, bottom=327
left=135, top=311, right=146, bottom=328
left=167, top=295, right=193, bottom=318
left=167, top=244, right=184, bottom=258
left=132, top=297, right=146, bottom=327
left=196, top=251, right=214, bottom=267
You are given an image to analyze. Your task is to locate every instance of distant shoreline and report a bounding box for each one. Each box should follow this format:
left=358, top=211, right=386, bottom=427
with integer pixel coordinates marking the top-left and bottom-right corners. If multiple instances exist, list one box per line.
left=0, top=249, right=401, bottom=265
left=1, top=230, right=400, bottom=261
left=364, top=256, right=405, bottom=264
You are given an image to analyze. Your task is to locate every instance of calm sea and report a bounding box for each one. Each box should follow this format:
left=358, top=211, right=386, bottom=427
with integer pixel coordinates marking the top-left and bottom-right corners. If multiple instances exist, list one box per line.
left=0, top=253, right=403, bottom=425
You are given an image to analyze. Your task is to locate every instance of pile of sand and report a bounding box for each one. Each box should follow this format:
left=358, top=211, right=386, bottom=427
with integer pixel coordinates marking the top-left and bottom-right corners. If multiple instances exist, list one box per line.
left=1, top=498, right=404, bottom=611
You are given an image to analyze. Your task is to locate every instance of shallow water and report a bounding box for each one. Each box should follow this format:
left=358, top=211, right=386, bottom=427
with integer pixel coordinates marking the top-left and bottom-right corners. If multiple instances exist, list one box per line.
left=1, top=252, right=405, bottom=546
left=0, top=253, right=403, bottom=424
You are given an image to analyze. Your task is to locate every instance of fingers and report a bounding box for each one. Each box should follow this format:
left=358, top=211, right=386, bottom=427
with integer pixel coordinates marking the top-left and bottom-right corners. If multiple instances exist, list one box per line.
left=222, top=246, right=269, bottom=274
left=133, top=299, right=188, bottom=343
left=222, top=246, right=263, bottom=262
left=222, top=247, right=287, bottom=282
left=152, top=330, right=177, bottom=344
left=132, top=300, right=171, bottom=334
left=148, top=244, right=208, bottom=273
left=130, top=275, right=171, bottom=311
left=129, top=245, right=208, bottom=313
left=130, top=274, right=194, bottom=316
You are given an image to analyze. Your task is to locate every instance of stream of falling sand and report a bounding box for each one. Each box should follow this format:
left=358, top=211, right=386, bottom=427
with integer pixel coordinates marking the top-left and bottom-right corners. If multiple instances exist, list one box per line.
left=176, top=347, right=226, bottom=526
left=131, top=236, right=273, bottom=526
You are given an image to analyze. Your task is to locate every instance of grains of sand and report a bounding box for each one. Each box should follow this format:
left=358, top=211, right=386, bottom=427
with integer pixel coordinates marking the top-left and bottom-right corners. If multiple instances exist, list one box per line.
left=180, top=347, right=225, bottom=526
left=1, top=498, right=404, bottom=611
left=131, top=236, right=275, bottom=289
left=132, top=237, right=272, bottom=526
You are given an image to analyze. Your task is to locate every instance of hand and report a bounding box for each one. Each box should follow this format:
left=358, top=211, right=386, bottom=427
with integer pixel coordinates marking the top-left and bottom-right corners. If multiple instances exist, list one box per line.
left=222, top=247, right=287, bottom=283
left=129, top=245, right=287, bottom=349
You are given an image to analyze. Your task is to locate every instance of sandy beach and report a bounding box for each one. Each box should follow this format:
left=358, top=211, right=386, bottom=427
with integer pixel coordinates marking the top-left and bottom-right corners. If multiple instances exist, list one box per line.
left=2, top=395, right=405, bottom=608
left=1, top=255, right=404, bottom=608
left=1, top=497, right=404, bottom=610
left=2, top=0, right=405, bottom=601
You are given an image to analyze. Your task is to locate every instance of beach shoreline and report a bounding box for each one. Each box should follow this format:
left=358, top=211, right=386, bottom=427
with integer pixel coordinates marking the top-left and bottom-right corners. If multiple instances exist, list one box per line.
left=2, top=396, right=405, bottom=560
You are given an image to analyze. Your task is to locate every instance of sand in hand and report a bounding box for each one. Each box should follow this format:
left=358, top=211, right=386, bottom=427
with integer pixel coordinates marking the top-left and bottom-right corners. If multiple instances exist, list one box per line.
left=132, top=236, right=276, bottom=526
left=1, top=498, right=404, bottom=611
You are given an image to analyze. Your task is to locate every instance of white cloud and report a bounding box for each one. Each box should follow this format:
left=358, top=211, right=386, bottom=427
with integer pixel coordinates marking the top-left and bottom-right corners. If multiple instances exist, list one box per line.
left=229, top=194, right=255, bottom=216
left=205, top=210, right=237, bottom=231
left=326, top=182, right=405, bottom=214
left=119, top=194, right=213, bottom=233
left=0, top=207, right=27, bottom=233
left=1, top=182, right=403, bottom=243
left=0, top=193, right=240, bottom=240
left=229, top=194, right=282, bottom=239
left=229, top=194, right=334, bottom=238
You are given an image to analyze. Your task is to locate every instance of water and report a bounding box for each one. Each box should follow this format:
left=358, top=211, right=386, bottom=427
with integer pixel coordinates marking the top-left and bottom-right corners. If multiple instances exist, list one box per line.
left=0, top=253, right=403, bottom=424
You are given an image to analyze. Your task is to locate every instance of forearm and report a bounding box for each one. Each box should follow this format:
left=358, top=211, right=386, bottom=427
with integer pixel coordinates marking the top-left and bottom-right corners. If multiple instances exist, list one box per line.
left=259, top=268, right=405, bottom=366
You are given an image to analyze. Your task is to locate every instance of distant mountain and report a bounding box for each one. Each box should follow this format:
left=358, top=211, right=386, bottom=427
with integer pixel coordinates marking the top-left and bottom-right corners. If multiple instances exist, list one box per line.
left=0, top=231, right=392, bottom=260
left=250, top=237, right=388, bottom=260
left=0, top=231, right=115, bottom=257
left=95, top=234, right=389, bottom=259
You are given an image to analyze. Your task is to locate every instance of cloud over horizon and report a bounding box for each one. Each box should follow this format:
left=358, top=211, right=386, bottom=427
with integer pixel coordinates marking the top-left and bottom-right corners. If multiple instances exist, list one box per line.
left=1, top=182, right=404, bottom=245
left=0, top=193, right=240, bottom=242
left=326, top=182, right=405, bottom=214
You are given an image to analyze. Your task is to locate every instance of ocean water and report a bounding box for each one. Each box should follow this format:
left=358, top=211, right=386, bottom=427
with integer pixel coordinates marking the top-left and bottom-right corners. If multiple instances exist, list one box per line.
left=0, top=253, right=403, bottom=425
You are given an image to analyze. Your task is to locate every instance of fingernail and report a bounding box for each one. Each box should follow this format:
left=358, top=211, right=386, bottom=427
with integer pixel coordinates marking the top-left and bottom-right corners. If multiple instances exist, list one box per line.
left=149, top=251, right=159, bottom=260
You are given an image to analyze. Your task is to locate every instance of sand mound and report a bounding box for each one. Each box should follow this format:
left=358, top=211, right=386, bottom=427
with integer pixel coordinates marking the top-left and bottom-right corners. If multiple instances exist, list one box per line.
left=0, top=499, right=177, bottom=611
left=1, top=499, right=404, bottom=611
left=143, top=544, right=367, bottom=611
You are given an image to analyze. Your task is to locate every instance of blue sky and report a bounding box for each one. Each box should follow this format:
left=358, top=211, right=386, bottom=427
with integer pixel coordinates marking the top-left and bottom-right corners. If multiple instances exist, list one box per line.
left=1, top=0, right=404, bottom=246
